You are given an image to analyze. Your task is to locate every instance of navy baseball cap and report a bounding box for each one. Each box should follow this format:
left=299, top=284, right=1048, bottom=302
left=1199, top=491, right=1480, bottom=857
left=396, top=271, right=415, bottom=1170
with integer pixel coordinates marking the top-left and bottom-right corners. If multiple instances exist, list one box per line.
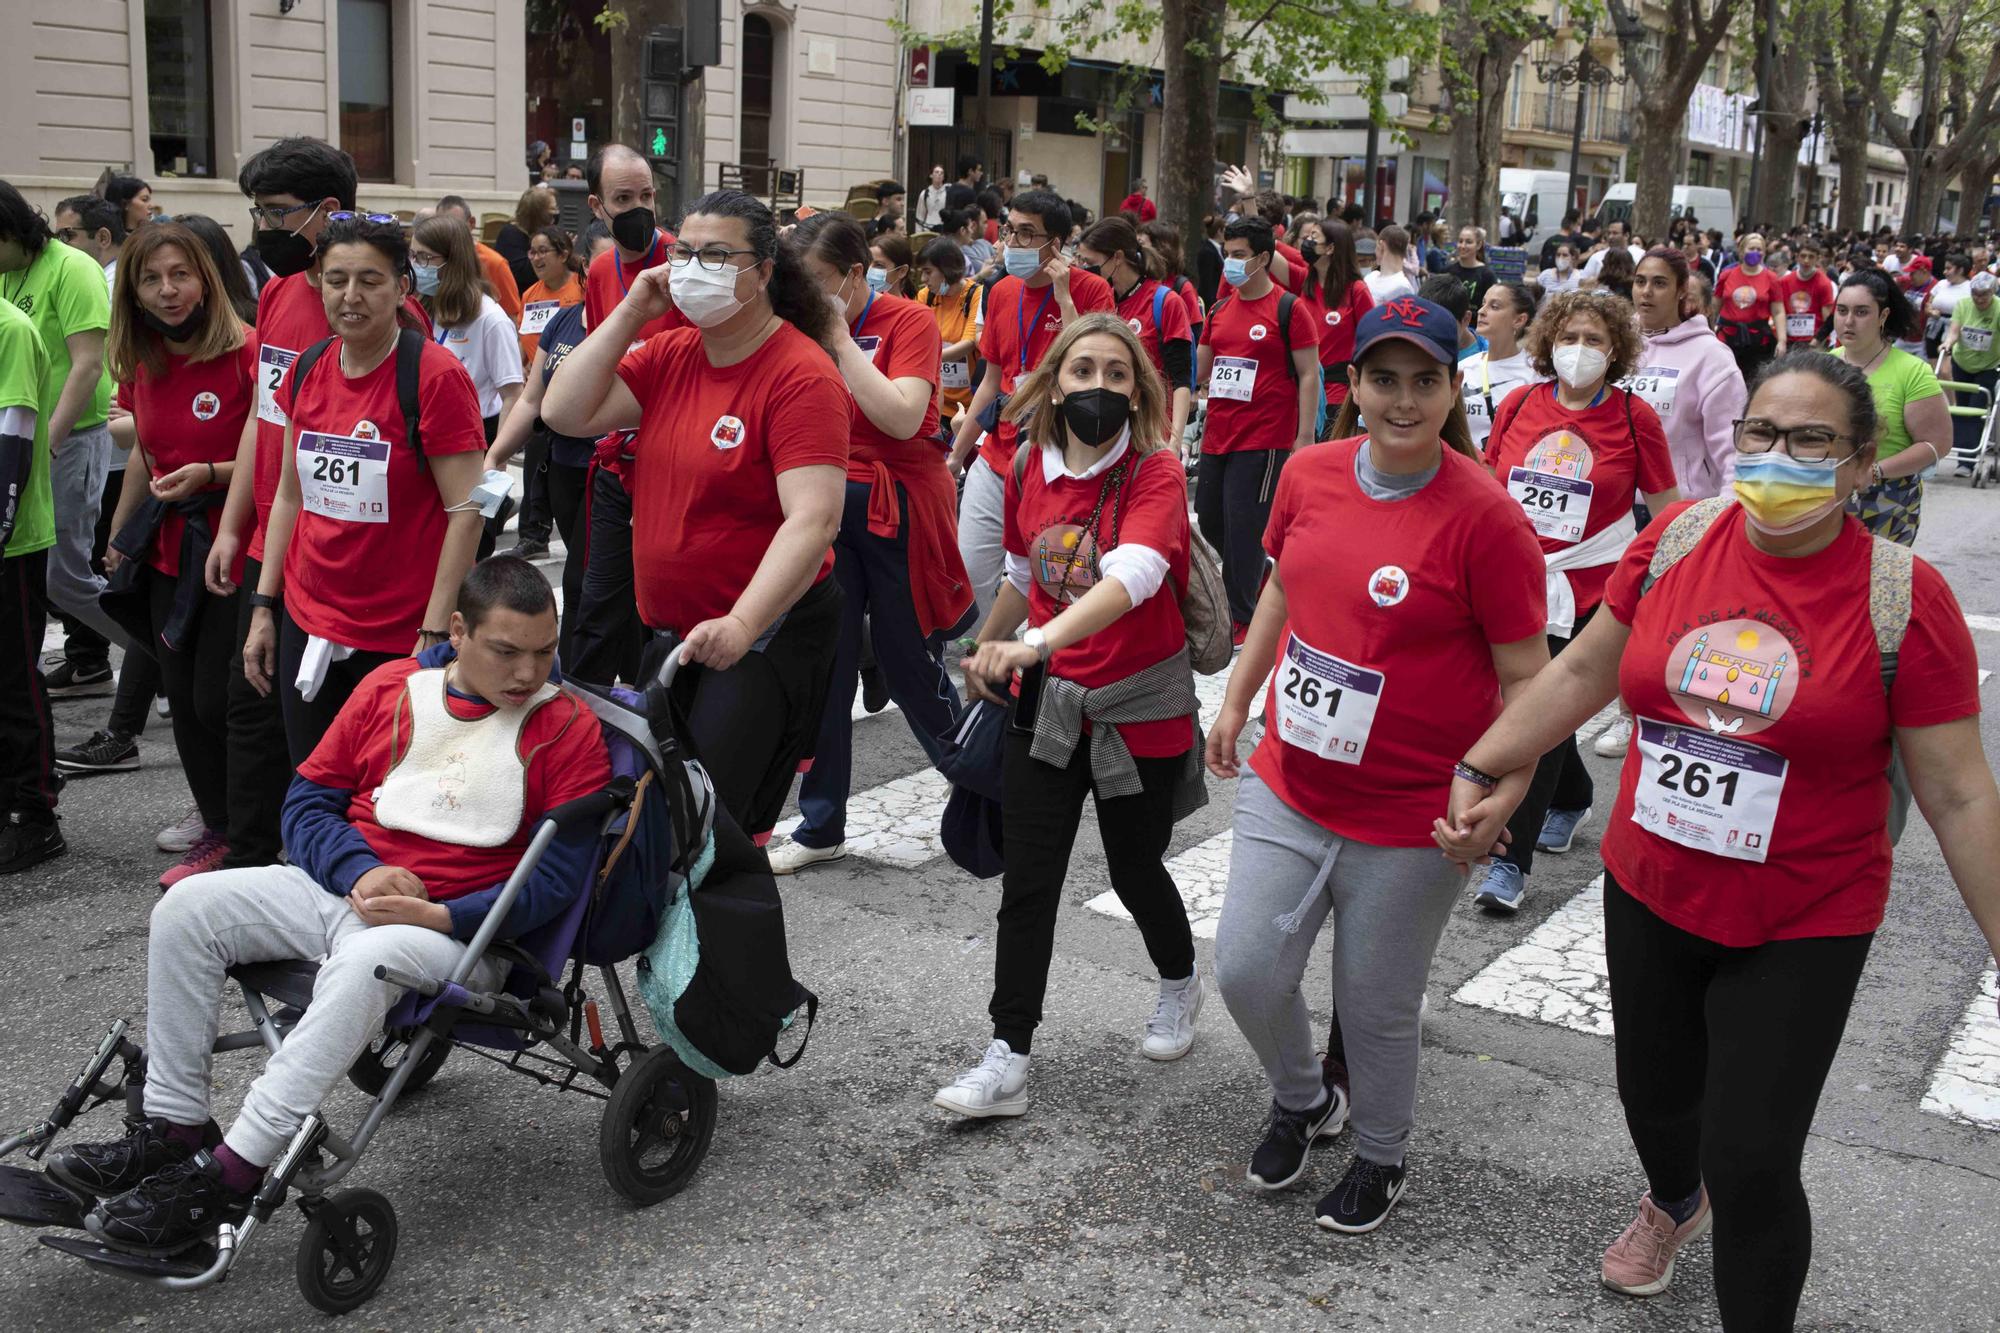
left=1352, top=296, right=1460, bottom=366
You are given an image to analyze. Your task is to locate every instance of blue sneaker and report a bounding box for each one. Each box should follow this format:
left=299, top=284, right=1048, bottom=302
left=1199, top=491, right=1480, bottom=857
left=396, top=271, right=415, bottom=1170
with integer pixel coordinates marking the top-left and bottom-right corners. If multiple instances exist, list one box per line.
left=1473, top=861, right=1525, bottom=913
left=1537, top=806, right=1593, bottom=854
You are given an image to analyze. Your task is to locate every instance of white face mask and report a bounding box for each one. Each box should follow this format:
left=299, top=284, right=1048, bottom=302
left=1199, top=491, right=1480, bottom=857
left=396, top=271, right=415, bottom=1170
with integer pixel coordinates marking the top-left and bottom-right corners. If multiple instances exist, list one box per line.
left=1552, top=343, right=1609, bottom=389
left=1555, top=255, right=1573, bottom=272
left=669, top=260, right=749, bottom=328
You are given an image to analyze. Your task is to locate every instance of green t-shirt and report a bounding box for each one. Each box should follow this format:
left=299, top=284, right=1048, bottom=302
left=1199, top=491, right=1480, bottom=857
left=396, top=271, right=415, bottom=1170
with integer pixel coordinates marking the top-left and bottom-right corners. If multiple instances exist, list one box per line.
left=1834, top=345, right=1943, bottom=462
left=0, top=239, right=111, bottom=434
left=1950, top=295, right=2000, bottom=375
left=0, top=300, right=56, bottom=557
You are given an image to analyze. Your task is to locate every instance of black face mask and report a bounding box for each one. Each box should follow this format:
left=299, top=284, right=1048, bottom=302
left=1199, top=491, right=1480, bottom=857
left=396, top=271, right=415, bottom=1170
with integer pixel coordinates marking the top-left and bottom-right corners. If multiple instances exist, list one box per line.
left=1300, top=239, right=1320, bottom=265
left=1056, top=387, right=1131, bottom=448
left=252, top=227, right=316, bottom=278
left=610, top=206, right=658, bottom=254
left=141, top=301, right=206, bottom=342
left=1073, top=260, right=1101, bottom=276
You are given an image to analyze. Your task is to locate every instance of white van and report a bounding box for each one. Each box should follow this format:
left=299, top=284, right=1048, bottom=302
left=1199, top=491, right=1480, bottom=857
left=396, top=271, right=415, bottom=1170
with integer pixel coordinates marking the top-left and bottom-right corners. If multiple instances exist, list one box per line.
left=1499, top=169, right=1573, bottom=247
left=1595, top=183, right=1736, bottom=237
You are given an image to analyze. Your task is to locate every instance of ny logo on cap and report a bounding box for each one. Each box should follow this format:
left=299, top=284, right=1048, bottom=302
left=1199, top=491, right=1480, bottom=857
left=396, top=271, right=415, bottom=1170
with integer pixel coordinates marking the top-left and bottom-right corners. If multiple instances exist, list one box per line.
left=1378, top=298, right=1427, bottom=327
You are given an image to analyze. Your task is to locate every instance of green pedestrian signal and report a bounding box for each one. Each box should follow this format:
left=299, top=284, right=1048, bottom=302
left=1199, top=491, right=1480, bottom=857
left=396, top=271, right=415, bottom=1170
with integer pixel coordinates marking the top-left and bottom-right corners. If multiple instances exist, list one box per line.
left=651, top=128, right=668, bottom=157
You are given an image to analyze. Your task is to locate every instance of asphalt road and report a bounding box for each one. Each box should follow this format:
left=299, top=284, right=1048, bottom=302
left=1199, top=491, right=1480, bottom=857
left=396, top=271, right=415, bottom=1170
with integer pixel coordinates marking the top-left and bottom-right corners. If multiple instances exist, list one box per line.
left=1, top=481, right=1997, bottom=1331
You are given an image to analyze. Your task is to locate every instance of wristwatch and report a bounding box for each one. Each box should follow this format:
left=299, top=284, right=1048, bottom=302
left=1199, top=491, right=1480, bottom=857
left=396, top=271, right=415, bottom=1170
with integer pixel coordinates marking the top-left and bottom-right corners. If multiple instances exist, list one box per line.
left=248, top=592, right=279, bottom=612
left=1022, top=627, right=1051, bottom=663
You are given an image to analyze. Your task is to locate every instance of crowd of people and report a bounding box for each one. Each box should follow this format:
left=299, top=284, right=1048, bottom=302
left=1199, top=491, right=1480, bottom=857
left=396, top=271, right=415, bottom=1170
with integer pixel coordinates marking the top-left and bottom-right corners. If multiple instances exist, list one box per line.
left=2, top=141, right=1999, bottom=1331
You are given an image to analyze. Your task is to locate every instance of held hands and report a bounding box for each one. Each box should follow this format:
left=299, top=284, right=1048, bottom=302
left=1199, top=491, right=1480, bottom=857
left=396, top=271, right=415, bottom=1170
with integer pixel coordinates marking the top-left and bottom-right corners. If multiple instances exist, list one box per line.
left=680, top=613, right=756, bottom=671
left=1429, top=771, right=1532, bottom=873
left=1204, top=701, right=1248, bottom=779
left=103, top=545, right=125, bottom=576
left=961, top=640, right=1038, bottom=705
left=626, top=264, right=675, bottom=322
left=151, top=464, right=210, bottom=504
left=242, top=606, right=278, bottom=698
left=205, top=531, right=240, bottom=596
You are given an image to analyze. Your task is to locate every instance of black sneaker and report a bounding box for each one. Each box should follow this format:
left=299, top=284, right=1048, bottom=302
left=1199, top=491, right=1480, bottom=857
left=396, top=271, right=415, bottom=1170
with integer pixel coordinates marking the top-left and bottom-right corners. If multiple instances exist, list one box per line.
left=0, top=812, right=65, bottom=875
left=46, top=1117, right=217, bottom=1199
left=43, top=655, right=113, bottom=695
left=500, top=537, right=550, bottom=560
left=86, top=1150, right=252, bottom=1256
left=1246, top=1077, right=1349, bottom=1191
left=54, top=729, right=139, bottom=773
left=860, top=663, right=890, bottom=714
left=1315, top=1155, right=1407, bottom=1234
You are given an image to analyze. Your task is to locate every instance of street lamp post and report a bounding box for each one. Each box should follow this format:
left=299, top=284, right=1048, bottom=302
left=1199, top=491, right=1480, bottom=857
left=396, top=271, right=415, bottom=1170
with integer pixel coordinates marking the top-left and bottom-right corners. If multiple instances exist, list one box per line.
left=1534, top=19, right=1629, bottom=215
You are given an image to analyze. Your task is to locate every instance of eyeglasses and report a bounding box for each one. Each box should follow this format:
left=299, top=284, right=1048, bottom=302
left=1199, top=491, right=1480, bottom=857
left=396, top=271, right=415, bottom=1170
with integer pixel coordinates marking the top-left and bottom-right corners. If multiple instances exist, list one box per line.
left=246, top=200, right=320, bottom=229
left=527, top=246, right=562, bottom=259
left=54, top=227, right=85, bottom=244
left=667, top=245, right=758, bottom=271
left=327, top=212, right=400, bottom=226
left=1731, top=419, right=1855, bottom=463
left=1000, top=226, right=1049, bottom=245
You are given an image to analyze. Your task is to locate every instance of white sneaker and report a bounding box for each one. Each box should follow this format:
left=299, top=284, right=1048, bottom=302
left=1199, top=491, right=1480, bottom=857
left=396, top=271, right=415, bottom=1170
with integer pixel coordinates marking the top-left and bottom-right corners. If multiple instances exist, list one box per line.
left=1141, top=966, right=1204, bottom=1061
left=933, top=1039, right=1031, bottom=1118
left=765, top=838, right=847, bottom=876
left=1594, top=715, right=1634, bottom=757
left=155, top=804, right=204, bottom=854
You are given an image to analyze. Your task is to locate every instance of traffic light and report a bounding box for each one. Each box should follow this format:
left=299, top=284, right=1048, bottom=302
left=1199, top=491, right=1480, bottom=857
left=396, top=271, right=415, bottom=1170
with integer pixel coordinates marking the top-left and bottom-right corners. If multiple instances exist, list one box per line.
left=642, top=28, right=683, bottom=173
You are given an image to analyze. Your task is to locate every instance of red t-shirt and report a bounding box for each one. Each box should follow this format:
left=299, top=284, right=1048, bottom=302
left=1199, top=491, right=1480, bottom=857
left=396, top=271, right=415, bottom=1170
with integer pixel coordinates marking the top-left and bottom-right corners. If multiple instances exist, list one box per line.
left=279, top=338, right=488, bottom=651
left=1169, top=275, right=1205, bottom=334
left=1201, top=285, right=1320, bottom=453
left=848, top=291, right=940, bottom=467
left=1301, top=277, right=1375, bottom=405
left=1115, top=278, right=1194, bottom=384
left=1249, top=438, right=1547, bottom=844
left=1777, top=270, right=1836, bottom=342
left=1715, top=265, right=1782, bottom=328
left=118, top=337, right=260, bottom=579
left=247, top=276, right=432, bottom=563
left=1601, top=503, right=1980, bottom=946
left=298, top=658, right=610, bottom=901
left=1272, top=241, right=1307, bottom=292
left=1485, top=382, right=1677, bottom=615
left=975, top=271, right=1117, bottom=473
left=1003, top=443, right=1194, bottom=758
left=615, top=323, right=851, bottom=631
left=583, top=229, right=681, bottom=335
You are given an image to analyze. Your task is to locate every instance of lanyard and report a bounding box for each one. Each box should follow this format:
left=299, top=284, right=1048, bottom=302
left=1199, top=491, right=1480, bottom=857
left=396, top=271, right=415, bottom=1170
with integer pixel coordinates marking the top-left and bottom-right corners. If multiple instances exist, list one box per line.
left=1016, top=283, right=1055, bottom=374
left=852, top=290, right=876, bottom=340
left=1479, top=355, right=1495, bottom=420
left=435, top=324, right=451, bottom=346
left=613, top=233, right=661, bottom=296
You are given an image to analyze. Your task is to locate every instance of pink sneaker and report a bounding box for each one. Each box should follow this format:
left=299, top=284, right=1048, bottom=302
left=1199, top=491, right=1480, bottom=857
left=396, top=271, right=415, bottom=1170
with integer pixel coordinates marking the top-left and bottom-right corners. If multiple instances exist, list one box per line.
left=1601, top=1189, right=1712, bottom=1296
left=158, top=829, right=228, bottom=890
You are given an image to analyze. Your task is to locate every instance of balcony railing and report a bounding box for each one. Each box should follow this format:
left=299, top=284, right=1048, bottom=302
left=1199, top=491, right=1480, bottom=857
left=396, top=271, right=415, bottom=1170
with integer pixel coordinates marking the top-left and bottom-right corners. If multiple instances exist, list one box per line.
left=1509, top=92, right=1632, bottom=144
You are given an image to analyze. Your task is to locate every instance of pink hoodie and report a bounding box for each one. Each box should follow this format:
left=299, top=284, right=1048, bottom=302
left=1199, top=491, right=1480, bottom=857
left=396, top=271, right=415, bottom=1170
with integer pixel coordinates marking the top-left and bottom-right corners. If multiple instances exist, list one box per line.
left=1623, top=314, right=1748, bottom=499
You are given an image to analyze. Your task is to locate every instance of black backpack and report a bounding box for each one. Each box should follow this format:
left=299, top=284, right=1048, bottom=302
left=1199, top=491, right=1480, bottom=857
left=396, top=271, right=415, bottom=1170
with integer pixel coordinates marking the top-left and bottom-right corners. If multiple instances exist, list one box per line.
left=289, top=326, right=428, bottom=459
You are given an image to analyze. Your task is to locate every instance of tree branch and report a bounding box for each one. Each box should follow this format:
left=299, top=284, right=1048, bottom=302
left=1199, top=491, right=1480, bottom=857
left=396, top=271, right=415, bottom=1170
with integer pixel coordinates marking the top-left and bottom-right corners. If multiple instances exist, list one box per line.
left=1220, top=0, right=1291, bottom=65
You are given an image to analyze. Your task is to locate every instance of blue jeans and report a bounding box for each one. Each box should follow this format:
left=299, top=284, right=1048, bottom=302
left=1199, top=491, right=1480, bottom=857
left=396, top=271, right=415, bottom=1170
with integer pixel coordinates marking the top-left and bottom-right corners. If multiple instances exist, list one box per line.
left=791, top=479, right=962, bottom=847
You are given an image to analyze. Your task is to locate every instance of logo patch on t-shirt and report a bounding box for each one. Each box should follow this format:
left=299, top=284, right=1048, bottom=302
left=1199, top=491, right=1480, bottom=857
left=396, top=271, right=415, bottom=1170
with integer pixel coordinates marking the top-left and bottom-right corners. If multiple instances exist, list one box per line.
left=191, top=391, right=221, bottom=421
left=1523, top=429, right=1594, bottom=480
left=710, top=415, right=746, bottom=450
left=1127, top=318, right=1144, bottom=334
left=1032, top=521, right=1100, bottom=603
left=1664, top=619, right=1799, bottom=736
left=351, top=419, right=382, bottom=441
left=1366, top=565, right=1409, bottom=608
left=1325, top=310, right=1342, bottom=326
left=1249, top=324, right=1269, bottom=342
left=1731, top=284, right=1756, bottom=308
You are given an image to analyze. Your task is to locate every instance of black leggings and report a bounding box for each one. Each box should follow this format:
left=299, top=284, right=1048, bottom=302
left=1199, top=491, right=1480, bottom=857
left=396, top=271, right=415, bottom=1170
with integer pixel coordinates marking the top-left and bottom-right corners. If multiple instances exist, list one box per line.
left=1604, top=874, right=1873, bottom=1332
left=1194, top=447, right=1287, bottom=627
left=222, top=556, right=290, bottom=867
left=275, top=608, right=400, bottom=766
left=146, top=570, right=239, bottom=835
left=989, top=726, right=1195, bottom=1053
left=569, top=463, right=645, bottom=687
left=1497, top=606, right=1595, bottom=876
left=545, top=460, right=589, bottom=666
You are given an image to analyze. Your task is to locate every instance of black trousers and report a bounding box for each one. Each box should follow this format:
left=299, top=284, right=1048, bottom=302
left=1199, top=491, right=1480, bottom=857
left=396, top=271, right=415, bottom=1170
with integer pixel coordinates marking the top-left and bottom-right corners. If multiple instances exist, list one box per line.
left=659, top=575, right=842, bottom=841
left=97, top=468, right=162, bottom=737
left=1496, top=607, right=1596, bottom=876
left=145, top=568, right=237, bottom=835
left=988, top=727, right=1195, bottom=1053
left=0, top=550, right=60, bottom=821
left=1194, top=447, right=1286, bottom=626
left=1604, top=875, right=1872, bottom=1333
left=222, top=555, right=290, bottom=867
left=545, top=460, right=589, bottom=667
left=517, top=428, right=554, bottom=544
left=275, top=607, right=400, bottom=767
left=569, top=463, right=644, bottom=687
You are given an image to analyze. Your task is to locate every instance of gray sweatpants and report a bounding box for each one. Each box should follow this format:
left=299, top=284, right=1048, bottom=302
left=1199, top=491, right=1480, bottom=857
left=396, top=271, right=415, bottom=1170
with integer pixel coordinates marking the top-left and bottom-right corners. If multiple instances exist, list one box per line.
left=48, top=424, right=127, bottom=648
left=1215, top=771, right=1460, bottom=1166
left=144, top=865, right=501, bottom=1165
left=957, top=454, right=1007, bottom=629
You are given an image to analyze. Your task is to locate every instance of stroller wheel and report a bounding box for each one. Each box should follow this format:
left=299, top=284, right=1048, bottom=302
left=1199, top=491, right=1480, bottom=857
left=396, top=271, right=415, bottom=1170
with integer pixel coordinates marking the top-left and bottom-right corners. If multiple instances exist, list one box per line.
left=346, top=1034, right=450, bottom=1099
left=294, top=1188, right=398, bottom=1315
left=599, top=1046, right=717, bottom=1205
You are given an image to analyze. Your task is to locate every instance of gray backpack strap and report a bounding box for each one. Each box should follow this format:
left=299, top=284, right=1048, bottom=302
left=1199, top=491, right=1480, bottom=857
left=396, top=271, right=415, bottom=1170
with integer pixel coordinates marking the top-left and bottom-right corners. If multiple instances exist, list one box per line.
left=1866, top=535, right=1916, bottom=845
left=1639, top=496, right=1733, bottom=596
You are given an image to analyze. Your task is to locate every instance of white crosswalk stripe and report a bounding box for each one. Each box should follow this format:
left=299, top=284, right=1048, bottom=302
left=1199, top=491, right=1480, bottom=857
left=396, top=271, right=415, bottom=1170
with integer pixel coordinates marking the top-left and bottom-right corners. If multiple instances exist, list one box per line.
left=1451, top=874, right=1614, bottom=1036
left=1922, top=968, right=2000, bottom=1130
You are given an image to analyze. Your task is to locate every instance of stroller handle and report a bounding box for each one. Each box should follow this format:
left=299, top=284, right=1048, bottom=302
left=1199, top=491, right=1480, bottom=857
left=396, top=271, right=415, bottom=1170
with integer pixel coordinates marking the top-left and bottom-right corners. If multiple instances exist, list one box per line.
left=543, top=782, right=634, bottom=832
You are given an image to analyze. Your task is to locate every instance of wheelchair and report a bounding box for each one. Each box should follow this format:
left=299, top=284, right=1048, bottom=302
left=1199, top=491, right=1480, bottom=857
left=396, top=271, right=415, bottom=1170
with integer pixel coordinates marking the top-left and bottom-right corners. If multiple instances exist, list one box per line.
left=1935, top=351, right=2000, bottom=488
left=0, top=666, right=717, bottom=1315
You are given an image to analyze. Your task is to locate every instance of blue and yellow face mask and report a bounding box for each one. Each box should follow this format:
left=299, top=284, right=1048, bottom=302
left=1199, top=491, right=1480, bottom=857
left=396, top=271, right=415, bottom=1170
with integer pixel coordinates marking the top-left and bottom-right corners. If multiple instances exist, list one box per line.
left=1731, top=450, right=1858, bottom=535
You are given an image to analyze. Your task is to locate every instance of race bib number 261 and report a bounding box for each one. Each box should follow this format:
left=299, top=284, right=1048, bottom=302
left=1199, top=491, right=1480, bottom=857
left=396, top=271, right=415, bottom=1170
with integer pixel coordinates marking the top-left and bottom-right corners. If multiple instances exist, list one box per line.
left=1631, top=719, right=1787, bottom=863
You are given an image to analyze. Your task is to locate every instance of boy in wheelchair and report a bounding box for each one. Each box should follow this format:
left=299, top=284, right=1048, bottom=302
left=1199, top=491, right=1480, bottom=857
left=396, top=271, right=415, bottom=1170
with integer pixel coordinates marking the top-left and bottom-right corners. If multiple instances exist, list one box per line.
left=47, top=556, right=608, bottom=1255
